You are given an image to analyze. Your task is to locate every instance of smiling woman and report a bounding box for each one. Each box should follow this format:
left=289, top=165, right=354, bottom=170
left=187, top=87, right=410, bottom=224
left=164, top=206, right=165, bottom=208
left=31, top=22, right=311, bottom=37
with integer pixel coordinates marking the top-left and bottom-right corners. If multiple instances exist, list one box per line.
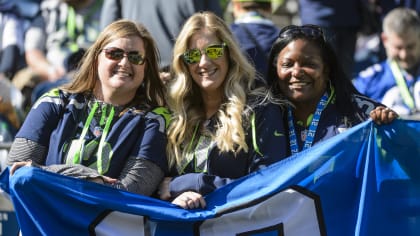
left=158, top=11, right=289, bottom=210
left=7, top=19, right=170, bottom=196
left=266, top=24, right=398, bottom=155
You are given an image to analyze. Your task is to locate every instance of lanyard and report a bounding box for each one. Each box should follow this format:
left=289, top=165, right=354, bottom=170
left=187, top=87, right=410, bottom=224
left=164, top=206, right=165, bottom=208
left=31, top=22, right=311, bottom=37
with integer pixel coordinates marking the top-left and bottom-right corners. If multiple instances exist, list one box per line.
left=288, top=92, right=329, bottom=155
left=178, top=121, right=212, bottom=174
left=67, top=101, right=115, bottom=174
left=389, top=60, right=416, bottom=110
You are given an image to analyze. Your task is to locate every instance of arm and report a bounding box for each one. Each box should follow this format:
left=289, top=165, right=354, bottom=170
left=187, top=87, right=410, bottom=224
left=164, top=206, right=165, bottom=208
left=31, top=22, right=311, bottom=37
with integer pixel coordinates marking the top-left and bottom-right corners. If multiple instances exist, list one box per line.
left=8, top=138, right=164, bottom=196
left=24, top=14, right=65, bottom=82
left=0, top=14, right=23, bottom=77
left=163, top=103, right=288, bottom=198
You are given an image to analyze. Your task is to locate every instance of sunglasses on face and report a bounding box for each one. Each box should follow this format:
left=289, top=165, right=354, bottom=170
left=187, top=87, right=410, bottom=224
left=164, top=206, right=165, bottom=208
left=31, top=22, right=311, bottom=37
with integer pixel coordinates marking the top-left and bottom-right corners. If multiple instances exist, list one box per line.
left=182, top=43, right=227, bottom=64
left=101, top=47, right=145, bottom=65
left=278, top=24, right=324, bottom=39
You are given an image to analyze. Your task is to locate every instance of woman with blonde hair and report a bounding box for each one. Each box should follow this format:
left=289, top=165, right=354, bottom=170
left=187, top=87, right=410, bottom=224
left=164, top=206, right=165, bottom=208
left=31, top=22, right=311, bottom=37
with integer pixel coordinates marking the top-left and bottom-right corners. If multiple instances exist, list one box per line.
left=8, top=19, right=169, bottom=196
left=159, top=11, right=288, bottom=209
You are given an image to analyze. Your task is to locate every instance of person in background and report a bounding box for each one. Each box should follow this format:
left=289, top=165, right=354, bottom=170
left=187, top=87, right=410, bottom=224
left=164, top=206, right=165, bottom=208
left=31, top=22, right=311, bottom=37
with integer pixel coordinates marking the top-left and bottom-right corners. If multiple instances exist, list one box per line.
left=158, top=11, right=288, bottom=209
left=298, top=0, right=363, bottom=79
left=0, top=0, right=36, bottom=81
left=353, top=7, right=420, bottom=118
left=22, top=0, right=103, bottom=105
left=230, top=0, right=280, bottom=83
left=7, top=19, right=169, bottom=196
left=99, top=0, right=223, bottom=80
left=266, top=24, right=398, bottom=155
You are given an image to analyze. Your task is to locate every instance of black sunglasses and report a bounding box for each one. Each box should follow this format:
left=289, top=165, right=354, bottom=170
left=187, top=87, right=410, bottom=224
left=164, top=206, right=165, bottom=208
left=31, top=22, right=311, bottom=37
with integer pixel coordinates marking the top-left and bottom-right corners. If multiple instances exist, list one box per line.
left=278, top=24, right=324, bottom=39
left=182, top=43, right=227, bottom=64
left=101, top=47, right=145, bottom=65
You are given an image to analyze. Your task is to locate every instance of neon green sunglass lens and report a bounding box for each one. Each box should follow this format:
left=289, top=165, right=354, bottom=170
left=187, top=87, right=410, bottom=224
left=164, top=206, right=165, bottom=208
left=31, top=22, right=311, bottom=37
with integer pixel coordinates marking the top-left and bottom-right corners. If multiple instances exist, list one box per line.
left=183, top=43, right=226, bottom=64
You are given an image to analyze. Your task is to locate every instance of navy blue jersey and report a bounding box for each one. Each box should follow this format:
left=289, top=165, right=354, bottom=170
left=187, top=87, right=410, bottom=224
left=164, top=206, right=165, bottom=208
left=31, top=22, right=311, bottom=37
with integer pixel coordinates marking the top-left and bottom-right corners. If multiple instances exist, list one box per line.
left=169, top=103, right=288, bottom=196
left=16, top=88, right=169, bottom=177
left=288, top=93, right=382, bottom=150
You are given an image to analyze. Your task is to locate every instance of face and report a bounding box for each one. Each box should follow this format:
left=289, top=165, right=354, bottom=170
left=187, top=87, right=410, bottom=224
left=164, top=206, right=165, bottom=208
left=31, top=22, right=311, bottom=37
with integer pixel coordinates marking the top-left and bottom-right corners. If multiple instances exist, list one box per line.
left=97, top=36, right=145, bottom=100
left=186, top=30, right=229, bottom=96
left=276, top=39, right=328, bottom=106
left=382, top=30, right=420, bottom=71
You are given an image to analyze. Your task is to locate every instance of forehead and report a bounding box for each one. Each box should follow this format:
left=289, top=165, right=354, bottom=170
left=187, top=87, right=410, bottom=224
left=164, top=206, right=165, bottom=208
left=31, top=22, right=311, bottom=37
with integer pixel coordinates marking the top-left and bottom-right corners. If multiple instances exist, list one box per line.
left=103, top=36, right=144, bottom=51
left=388, top=30, right=420, bottom=44
left=188, top=30, right=221, bottom=49
left=279, top=39, right=323, bottom=58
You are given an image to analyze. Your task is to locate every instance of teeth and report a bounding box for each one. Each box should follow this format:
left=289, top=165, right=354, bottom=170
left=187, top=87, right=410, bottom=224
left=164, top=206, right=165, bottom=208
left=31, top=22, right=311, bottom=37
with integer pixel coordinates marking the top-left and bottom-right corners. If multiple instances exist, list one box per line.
left=199, top=69, right=216, bottom=77
left=290, top=82, right=309, bottom=86
left=116, top=71, right=131, bottom=77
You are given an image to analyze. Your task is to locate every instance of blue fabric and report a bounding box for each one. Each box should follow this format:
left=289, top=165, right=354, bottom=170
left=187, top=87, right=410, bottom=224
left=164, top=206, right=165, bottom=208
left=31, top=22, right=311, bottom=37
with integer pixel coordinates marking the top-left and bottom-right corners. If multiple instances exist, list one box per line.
left=1, top=119, right=420, bottom=235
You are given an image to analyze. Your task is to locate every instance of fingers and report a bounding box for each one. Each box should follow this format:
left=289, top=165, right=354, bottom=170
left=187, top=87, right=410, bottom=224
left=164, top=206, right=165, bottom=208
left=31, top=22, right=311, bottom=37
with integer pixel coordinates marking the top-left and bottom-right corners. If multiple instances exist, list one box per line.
left=172, top=191, right=206, bottom=209
left=370, top=106, right=398, bottom=125
left=99, top=176, right=117, bottom=184
left=9, top=160, right=32, bottom=175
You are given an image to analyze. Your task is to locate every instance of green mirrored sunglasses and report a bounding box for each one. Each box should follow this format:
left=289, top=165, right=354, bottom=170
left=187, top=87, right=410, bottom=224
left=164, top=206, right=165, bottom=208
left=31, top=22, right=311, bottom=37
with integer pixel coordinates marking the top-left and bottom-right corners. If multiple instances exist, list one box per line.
left=182, top=43, right=227, bottom=64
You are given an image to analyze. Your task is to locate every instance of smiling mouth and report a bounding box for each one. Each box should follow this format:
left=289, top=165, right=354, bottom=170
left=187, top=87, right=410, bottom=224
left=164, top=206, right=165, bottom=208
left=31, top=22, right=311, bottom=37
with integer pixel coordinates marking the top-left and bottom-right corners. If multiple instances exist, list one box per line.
left=289, top=81, right=310, bottom=88
left=199, top=68, right=217, bottom=77
left=115, top=71, right=132, bottom=77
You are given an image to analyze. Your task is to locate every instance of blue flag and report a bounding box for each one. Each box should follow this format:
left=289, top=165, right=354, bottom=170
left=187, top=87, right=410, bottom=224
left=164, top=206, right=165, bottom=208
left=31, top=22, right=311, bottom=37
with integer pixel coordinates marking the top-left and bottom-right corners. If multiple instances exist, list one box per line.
left=1, top=119, right=420, bottom=236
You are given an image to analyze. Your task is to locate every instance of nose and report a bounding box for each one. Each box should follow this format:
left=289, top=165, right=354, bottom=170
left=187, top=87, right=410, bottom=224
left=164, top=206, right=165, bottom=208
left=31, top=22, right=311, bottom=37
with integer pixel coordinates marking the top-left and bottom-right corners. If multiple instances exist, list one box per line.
left=198, top=51, right=211, bottom=66
left=398, top=49, right=408, bottom=60
left=117, top=54, right=131, bottom=65
left=291, top=65, right=304, bottom=77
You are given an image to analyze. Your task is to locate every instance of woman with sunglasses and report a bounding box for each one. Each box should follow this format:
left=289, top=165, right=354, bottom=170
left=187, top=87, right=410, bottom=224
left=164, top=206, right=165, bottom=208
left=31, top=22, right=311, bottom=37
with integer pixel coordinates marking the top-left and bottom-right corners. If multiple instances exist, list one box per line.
left=266, top=24, right=398, bottom=156
left=7, top=20, right=170, bottom=196
left=158, top=11, right=288, bottom=209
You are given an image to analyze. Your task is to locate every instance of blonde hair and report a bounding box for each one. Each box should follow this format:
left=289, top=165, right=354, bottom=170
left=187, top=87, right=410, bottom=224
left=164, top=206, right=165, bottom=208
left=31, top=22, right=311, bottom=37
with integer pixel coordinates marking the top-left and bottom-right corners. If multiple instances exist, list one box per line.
left=62, top=19, right=166, bottom=108
left=166, top=11, right=257, bottom=169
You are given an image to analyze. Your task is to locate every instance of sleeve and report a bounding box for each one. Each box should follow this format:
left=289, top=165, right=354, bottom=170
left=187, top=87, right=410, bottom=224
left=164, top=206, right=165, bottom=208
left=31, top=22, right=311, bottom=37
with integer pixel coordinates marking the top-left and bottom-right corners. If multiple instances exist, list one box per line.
left=0, top=15, right=24, bottom=75
left=168, top=104, right=288, bottom=197
left=107, top=156, right=164, bottom=195
left=136, top=109, right=169, bottom=173
left=352, top=63, right=389, bottom=102
left=44, top=156, right=164, bottom=196
left=169, top=173, right=233, bottom=197
left=15, top=93, right=62, bottom=146
left=248, top=103, right=289, bottom=171
left=0, top=45, right=19, bottom=76
left=2, top=15, right=22, bottom=49
left=24, top=14, right=46, bottom=51
left=353, top=69, right=374, bottom=95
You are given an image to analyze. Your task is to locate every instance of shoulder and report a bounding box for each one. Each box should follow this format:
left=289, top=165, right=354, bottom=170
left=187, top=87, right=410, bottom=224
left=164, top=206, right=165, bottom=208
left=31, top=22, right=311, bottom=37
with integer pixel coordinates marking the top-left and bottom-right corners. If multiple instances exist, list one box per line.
left=32, top=88, right=85, bottom=111
left=357, top=62, right=386, bottom=79
left=250, top=102, right=285, bottom=126
left=144, top=106, right=171, bottom=131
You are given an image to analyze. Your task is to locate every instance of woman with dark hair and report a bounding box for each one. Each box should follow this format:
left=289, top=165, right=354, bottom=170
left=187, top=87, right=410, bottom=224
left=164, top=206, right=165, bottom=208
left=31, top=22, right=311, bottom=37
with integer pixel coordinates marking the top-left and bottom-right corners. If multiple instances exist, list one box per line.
left=266, top=24, right=398, bottom=155
left=7, top=19, right=169, bottom=196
